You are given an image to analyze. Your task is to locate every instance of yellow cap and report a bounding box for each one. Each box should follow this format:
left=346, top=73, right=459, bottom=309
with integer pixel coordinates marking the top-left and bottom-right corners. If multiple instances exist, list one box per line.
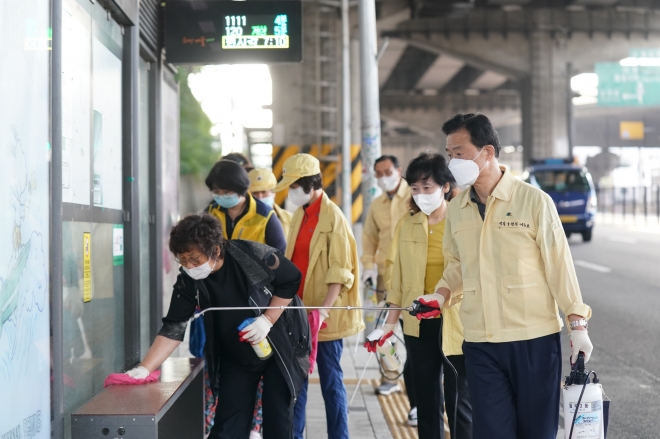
left=248, top=168, right=278, bottom=192
left=273, top=154, right=322, bottom=192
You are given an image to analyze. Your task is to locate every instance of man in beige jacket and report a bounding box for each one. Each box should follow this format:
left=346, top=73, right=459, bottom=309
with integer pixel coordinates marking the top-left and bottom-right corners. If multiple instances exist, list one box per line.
left=361, top=155, right=414, bottom=400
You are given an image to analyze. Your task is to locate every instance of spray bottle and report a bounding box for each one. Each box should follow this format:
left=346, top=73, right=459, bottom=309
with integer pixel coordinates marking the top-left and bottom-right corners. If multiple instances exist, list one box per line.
left=563, top=352, right=608, bottom=439
left=238, top=317, right=273, bottom=360
left=366, top=328, right=402, bottom=371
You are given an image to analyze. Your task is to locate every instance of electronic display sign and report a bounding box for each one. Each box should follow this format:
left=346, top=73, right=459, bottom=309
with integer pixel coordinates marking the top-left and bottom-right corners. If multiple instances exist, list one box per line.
left=165, top=1, right=302, bottom=64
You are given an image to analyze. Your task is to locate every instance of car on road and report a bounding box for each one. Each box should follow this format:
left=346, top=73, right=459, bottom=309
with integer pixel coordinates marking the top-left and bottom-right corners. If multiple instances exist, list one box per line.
left=523, top=159, right=597, bottom=242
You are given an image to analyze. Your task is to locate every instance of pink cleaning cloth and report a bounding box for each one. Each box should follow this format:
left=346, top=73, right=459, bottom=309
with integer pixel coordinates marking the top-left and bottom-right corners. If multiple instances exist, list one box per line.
left=307, top=310, right=328, bottom=374
left=103, top=370, right=161, bottom=388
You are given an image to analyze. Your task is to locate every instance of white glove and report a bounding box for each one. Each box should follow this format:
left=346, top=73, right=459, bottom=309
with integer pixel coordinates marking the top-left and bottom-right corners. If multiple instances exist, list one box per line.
left=362, top=268, right=378, bottom=287
left=241, top=315, right=273, bottom=345
left=318, top=308, right=330, bottom=329
left=570, top=329, right=593, bottom=364
left=364, top=328, right=395, bottom=353
left=125, top=365, right=150, bottom=379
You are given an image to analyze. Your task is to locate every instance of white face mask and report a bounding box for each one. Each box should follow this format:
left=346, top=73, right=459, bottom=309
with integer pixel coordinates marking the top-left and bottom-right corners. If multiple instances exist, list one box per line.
left=288, top=186, right=312, bottom=206
left=413, top=189, right=444, bottom=216
left=260, top=196, right=275, bottom=208
left=448, top=148, right=487, bottom=190
left=183, top=259, right=215, bottom=280
left=377, top=172, right=400, bottom=193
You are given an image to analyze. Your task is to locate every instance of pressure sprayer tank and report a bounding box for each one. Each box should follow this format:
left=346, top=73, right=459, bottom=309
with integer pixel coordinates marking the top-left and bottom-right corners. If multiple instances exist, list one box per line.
left=563, top=353, right=605, bottom=439
left=367, top=328, right=402, bottom=371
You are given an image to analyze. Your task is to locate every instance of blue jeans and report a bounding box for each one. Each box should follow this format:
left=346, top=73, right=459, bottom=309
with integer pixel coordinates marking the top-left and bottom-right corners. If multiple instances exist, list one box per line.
left=294, top=339, right=349, bottom=439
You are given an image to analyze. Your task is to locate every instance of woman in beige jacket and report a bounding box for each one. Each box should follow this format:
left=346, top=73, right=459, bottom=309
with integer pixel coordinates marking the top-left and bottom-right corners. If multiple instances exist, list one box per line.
left=273, top=153, right=364, bottom=439
left=379, top=153, right=473, bottom=439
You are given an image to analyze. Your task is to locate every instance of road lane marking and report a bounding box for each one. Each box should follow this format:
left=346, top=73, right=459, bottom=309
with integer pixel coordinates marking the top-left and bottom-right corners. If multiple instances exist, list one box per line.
left=608, top=236, right=638, bottom=244
left=574, top=260, right=612, bottom=273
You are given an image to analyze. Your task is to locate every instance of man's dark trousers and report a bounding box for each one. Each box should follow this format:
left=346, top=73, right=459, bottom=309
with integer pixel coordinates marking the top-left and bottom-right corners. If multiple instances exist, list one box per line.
left=462, top=332, right=562, bottom=439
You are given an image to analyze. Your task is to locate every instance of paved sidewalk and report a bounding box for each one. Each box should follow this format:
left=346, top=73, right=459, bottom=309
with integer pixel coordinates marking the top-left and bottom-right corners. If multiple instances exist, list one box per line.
left=300, top=329, right=565, bottom=439
left=301, top=332, right=394, bottom=439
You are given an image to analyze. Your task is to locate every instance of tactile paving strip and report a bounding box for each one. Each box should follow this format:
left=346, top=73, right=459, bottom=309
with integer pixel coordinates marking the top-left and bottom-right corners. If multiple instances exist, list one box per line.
left=373, top=380, right=451, bottom=439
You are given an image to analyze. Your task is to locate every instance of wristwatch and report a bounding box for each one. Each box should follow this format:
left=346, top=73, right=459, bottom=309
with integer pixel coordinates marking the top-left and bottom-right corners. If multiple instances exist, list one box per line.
left=569, top=319, right=588, bottom=329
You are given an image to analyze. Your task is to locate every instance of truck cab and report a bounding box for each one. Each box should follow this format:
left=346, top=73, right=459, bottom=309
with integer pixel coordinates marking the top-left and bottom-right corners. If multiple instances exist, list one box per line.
left=523, top=159, right=597, bottom=242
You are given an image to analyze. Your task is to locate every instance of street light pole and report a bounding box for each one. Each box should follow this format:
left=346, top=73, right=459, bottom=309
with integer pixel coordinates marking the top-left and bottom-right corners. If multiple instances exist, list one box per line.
left=567, top=62, right=575, bottom=160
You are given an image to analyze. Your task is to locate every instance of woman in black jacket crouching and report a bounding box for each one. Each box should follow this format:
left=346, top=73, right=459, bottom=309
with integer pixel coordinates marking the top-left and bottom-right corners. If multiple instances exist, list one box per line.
left=126, top=214, right=310, bottom=439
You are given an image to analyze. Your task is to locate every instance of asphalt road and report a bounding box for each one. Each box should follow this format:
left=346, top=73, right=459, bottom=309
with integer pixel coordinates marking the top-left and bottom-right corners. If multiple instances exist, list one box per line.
left=561, top=221, right=660, bottom=439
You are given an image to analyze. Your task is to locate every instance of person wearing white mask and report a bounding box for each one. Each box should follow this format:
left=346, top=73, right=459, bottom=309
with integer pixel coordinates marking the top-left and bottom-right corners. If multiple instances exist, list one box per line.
left=362, top=155, right=411, bottom=298
left=204, top=161, right=288, bottom=438
left=124, top=214, right=309, bottom=439
left=361, top=155, right=415, bottom=400
left=371, top=152, right=472, bottom=439
left=273, top=153, right=364, bottom=439
left=429, top=113, right=593, bottom=439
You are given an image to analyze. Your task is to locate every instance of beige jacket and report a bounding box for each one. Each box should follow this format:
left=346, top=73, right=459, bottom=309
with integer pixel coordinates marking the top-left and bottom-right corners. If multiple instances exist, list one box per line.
left=361, top=180, right=412, bottom=274
left=437, top=169, right=592, bottom=343
left=285, top=192, right=365, bottom=341
left=274, top=203, right=293, bottom=241
left=387, top=211, right=465, bottom=355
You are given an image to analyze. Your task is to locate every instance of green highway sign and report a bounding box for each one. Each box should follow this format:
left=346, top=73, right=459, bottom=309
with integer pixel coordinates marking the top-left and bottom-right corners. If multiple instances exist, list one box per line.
left=596, top=63, right=660, bottom=107
left=629, top=48, right=660, bottom=59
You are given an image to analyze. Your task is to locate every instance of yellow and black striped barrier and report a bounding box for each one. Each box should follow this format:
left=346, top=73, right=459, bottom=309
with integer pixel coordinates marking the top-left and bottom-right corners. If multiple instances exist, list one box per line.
left=271, top=144, right=363, bottom=224
left=350, top=145, right=363, bottom=223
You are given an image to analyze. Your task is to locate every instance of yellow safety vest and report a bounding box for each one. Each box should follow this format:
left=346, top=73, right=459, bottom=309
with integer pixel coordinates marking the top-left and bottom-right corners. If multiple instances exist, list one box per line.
left=208, top=193, right=274, bottom=244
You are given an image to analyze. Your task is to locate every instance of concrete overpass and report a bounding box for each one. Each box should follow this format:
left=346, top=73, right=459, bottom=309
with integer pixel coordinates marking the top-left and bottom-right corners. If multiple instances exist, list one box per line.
left=272, top=0, right=660, bottom=170
left=375, top=0, right=660, bottom=163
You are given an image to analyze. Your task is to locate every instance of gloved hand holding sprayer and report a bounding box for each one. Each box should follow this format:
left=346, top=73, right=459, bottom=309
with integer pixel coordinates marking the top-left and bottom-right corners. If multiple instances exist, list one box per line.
left=364, top=293, right=445, bottom=370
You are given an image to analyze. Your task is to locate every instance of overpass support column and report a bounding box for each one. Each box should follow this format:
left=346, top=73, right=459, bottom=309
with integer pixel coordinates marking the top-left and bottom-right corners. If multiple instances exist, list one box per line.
left=358, top=0, right=381, bottom=216
left=523, top=23, right=570, bottom=162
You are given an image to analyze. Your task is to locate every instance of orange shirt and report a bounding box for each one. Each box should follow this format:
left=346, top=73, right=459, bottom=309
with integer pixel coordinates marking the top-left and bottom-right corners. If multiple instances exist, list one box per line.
left=291, top=195, right=323, bottom=299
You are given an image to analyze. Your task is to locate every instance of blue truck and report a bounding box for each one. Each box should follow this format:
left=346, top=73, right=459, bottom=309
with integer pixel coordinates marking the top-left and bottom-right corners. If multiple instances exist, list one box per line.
left=523, top=159, right=597, bottom=242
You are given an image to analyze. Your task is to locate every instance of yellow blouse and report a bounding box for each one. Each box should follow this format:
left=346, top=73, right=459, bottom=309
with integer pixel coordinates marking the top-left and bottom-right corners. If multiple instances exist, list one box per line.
left=424, top=220, right=445, bottom=295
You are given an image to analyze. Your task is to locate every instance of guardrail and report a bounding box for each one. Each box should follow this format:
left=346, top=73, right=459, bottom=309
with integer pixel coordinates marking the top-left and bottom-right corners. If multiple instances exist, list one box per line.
left=596, top=186, right=660, bottom=220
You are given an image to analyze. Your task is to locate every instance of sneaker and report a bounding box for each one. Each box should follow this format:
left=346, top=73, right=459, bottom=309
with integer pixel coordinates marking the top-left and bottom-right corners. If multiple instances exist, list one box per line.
left=376, top=381, right=401, bottom=395
left=407, top=407, right=418, bottom=427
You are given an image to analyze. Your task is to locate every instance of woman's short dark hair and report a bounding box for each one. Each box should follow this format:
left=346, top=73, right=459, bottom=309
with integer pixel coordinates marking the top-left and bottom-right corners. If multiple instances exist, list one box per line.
left=441, top=113, right=501, bottom=157
left=294, top=173, right=323, bottom=194
left=405, top=152, right=456, bottom=213
left=222, top=152, right=253, bottom=171
left=204, top=160, right=251, bottom=196
left=169, top=214, right=226, bottom=259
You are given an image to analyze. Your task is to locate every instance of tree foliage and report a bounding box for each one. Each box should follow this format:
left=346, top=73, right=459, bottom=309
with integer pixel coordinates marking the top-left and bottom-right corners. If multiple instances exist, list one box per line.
left=178, top=68, right=219, bottom=176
